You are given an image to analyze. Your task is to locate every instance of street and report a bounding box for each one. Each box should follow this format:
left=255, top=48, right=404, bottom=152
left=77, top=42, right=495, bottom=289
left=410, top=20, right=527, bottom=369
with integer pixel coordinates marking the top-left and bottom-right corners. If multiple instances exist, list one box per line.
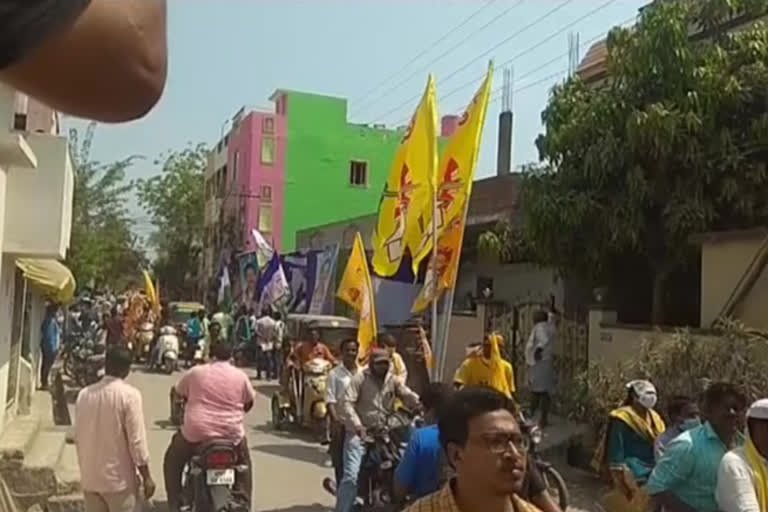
left=129, top=366, right=335, bottom=512
left=126, top=365, right=602, bottom=512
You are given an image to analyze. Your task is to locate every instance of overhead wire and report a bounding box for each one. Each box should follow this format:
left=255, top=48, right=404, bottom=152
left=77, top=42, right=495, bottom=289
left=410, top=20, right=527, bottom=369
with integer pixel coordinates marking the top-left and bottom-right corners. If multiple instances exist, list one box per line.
left=348, top=0, right=499, bottom=108
left=367, top=0, right=580, bottom=123
left=386, top=1, right=626, bottom=127
left=353, top=0, right=526, bottom=117
left=443, top=13, right=638, bottom=116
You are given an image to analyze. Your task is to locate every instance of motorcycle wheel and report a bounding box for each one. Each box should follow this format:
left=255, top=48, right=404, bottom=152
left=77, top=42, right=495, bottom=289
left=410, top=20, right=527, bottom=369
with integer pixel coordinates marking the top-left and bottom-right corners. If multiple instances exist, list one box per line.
left=540, top=463, right=569, bottom=511
left=163, top=359, right=175, bottom=375
left=62, top=352, right=76, bottom=379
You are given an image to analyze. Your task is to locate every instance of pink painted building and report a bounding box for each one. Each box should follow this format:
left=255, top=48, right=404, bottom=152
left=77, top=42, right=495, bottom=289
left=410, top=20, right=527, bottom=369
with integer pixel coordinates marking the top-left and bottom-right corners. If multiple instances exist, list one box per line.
left=203, top=106, right=287, bottom=285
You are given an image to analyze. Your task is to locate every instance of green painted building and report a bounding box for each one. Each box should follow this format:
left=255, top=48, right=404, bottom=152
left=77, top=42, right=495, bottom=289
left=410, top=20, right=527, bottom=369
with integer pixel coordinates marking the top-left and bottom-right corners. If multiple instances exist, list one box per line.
left=271, top=89, right=454, bottom=251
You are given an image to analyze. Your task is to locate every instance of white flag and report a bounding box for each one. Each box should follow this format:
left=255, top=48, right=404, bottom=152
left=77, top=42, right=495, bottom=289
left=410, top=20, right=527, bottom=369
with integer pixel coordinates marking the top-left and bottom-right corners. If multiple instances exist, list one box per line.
left=217, top=265, right=231, bottom=306
left=251, top=229, right=274, bottom=269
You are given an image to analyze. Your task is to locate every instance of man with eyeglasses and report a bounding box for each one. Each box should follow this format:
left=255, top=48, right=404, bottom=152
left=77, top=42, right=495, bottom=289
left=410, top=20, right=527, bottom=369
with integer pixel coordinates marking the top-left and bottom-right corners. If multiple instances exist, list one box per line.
left=402, top=386, right=543, bottom=512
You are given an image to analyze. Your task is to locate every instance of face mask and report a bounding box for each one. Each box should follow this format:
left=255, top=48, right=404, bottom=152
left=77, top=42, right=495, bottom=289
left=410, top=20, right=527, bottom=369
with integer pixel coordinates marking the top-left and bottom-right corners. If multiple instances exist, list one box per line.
left=680, top=418, right=701, bottom=431
left=638, top=393, right=657, bottom=410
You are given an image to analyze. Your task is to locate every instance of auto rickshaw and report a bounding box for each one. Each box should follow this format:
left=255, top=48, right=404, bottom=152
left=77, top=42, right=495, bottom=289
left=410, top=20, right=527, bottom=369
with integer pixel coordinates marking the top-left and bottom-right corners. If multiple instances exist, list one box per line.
left=271, top=314, right=357, bottom=436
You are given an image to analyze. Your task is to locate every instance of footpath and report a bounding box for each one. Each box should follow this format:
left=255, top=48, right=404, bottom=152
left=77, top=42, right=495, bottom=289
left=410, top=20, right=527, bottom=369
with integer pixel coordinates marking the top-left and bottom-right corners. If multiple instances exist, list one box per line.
left=0, top=362, right=82, bottom=512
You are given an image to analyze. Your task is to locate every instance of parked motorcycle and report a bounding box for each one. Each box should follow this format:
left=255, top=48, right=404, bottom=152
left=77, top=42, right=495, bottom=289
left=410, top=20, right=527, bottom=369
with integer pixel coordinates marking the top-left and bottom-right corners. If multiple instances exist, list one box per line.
left=60, top=329, right=105, bottom=387
left=322, top=410, right=420, bottom=511
left=521, top=415, right=569, bottom=511
left=152, top=325, right=179, bottom=374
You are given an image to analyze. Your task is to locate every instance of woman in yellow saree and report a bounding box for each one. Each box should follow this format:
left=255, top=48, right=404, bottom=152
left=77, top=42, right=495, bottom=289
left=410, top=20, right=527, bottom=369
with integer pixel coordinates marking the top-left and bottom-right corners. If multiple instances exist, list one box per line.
left=453, top=332, right=515, bottom=398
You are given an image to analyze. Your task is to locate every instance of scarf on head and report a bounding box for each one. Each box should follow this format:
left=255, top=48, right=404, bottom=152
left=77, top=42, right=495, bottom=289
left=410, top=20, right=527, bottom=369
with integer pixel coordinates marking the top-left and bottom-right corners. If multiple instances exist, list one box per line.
left=591, top=406, right=665, bottom=474
left=746, top=432, right=768, bottom=512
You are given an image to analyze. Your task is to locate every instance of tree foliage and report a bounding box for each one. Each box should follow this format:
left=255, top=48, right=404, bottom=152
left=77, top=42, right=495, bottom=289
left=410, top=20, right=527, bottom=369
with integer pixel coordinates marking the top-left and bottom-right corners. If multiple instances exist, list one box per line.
left=509, top=0, right=768, bottom=323
left=136, top=144, right=207, bottom=300
left=66, top=123, right=145, bottom=290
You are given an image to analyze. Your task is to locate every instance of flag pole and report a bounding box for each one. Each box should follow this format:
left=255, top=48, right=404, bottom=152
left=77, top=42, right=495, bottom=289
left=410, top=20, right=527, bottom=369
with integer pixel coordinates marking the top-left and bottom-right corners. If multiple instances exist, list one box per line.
left=430, top=177, right=441, bottom=382
left=436, top=196, right=472, bottom=381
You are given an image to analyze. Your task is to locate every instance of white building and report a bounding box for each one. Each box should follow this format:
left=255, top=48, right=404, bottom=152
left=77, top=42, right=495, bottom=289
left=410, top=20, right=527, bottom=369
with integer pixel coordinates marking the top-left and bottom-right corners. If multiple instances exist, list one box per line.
left=0, top=85, right=74, bottom=434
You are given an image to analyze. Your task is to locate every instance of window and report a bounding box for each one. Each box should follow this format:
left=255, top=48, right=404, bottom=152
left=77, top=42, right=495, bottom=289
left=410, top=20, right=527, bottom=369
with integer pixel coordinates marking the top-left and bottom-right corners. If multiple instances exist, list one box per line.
left=261, top=137, right=275, bottom=165
left=261, top=185, right=272, bottom=202
left=263, top=117, right=274, bottom=134
left=349, top=160, right=368, bottom=187
left=13, top=113, right=26, bottom=131
left=258, top=204, right=273, bottom=232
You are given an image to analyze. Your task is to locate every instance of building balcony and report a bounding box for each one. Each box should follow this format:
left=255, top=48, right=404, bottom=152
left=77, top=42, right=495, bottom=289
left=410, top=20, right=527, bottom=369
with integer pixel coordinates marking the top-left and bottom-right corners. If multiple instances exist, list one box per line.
left=3, top=132, right=73, bottom=259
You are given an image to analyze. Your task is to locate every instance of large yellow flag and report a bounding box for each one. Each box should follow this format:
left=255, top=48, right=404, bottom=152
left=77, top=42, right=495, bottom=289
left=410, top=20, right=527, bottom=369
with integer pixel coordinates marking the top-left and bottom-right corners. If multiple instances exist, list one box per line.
left=337, top=232, right=378, bottom=356
left=412, top=63, right=494, bottom=312
left=372, top=75, right=438, bottom=277
left=143, top=270, right=157, bottom=307
left=412, top=63, right=493, bottom=271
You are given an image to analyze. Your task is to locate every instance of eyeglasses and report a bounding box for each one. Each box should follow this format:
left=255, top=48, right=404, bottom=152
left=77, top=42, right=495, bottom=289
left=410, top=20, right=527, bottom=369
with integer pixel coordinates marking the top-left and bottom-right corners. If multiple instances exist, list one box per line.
left=477, top=433, right=530, bottom=454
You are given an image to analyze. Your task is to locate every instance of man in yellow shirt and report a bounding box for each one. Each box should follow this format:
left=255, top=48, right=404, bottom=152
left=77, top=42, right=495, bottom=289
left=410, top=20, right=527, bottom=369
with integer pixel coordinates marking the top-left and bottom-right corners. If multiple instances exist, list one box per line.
left=453, top=333, right=515, bottom=399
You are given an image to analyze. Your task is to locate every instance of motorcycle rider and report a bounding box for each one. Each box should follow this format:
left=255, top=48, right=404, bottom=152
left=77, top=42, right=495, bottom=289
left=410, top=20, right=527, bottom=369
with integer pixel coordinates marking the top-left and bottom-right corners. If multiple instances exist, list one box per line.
left=291, top=327, right=337, bottom=367
left=326, top=339, right=363, bottom=485
left=337, top=347, right=421, bottom=512
left=163, top=341, right=255, bottom=512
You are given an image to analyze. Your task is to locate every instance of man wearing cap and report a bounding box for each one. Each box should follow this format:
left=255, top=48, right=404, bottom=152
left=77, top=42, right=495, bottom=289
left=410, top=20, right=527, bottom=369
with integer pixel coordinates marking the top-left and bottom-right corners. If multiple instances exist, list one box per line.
left=716, top=398, right=768, bottom=512
left=336, top=347, right=421, bottom=512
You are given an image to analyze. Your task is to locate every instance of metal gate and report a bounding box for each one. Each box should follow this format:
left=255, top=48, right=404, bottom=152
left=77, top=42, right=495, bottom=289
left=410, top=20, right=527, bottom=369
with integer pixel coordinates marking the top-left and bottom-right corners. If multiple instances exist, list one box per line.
left=486, top=298, right=588, bottom=396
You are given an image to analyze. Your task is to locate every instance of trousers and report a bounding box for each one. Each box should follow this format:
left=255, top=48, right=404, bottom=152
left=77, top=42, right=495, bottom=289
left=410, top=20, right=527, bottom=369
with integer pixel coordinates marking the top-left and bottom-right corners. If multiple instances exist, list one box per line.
left=335, top=433, right=365, bottom=512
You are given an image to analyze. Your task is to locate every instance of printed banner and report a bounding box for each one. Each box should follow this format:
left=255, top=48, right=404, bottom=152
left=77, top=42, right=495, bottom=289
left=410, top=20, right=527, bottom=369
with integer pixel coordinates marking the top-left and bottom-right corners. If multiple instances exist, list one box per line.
left=309, top=244, right=340, bottom=315
left=237, top=251, right=260, bottom=313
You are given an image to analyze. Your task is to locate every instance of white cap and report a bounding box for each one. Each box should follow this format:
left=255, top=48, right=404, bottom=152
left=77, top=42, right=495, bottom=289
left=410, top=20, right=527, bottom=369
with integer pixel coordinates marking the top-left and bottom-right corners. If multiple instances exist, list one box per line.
left=627, top=379, right=656, bottom=396
left=747, top=399, right=768, bottom=420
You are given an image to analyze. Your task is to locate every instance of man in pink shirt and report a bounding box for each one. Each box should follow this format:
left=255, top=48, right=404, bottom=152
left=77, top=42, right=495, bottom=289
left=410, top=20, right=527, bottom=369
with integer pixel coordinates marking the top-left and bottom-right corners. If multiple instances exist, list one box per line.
left=164, top=341, right=256, bottom=512
left=75, top=346, right=155, bottom=512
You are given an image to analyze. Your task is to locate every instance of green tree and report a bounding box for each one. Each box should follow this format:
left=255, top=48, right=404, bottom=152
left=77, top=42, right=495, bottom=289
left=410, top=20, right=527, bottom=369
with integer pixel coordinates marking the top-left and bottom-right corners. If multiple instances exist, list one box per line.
left=136, top=144, right=207, bottom=300
left=489, top=0, right=768, bottom=323
left=66, top=123, right=145, bottom=290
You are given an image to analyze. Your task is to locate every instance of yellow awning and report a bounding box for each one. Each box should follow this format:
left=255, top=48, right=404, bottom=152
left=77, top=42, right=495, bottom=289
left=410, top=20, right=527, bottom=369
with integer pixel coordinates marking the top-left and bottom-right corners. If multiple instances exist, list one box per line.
left=15, top=258, right=76, bottom=304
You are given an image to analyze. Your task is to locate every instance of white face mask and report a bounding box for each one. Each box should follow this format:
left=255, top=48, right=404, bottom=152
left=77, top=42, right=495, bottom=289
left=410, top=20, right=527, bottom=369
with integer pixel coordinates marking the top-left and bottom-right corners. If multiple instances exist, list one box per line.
left=638, top=393, right=658, bottom=410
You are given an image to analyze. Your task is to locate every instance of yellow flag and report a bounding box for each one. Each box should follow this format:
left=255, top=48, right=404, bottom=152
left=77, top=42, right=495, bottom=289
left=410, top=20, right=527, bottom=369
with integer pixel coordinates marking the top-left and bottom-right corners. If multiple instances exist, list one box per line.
left=143, top=270, right=157, bottom=306
left=412, top=63, right=494, bottom=272
left=337, top=232, right=378, bottom=355
left=412, top=63, right=493, bottom=311
left=412, top=216, right=465, bottom=312
left=372, top=75, right=438, bottom=277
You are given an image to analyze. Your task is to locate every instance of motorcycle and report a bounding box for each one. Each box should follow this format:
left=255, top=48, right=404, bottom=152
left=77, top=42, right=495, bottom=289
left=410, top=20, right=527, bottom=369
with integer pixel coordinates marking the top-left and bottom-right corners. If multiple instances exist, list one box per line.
left=60, top=329, right=105, bottom=387
left=180, top=440, right=250, bottom=512
left=272, top=357, right=332, bottom=439
left=521, top=415, right=569, bottom=511
left=152, top=325, right=179, bottom=374
left=322, top=410, right=420, bottom=511
left=134, top=321, right=155, bottom=362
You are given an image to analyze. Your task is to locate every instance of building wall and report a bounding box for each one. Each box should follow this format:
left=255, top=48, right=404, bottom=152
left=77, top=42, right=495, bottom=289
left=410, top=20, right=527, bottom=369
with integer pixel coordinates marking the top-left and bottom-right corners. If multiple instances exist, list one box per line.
left=0, top=257, right=15, bottom=429
left=700, top=236, right=763, bottom=327
left=228, top=111, right=286, bottom=253
left=281, top=91, right=404, bottom=251
left=455, top=260, right=564, bottom=311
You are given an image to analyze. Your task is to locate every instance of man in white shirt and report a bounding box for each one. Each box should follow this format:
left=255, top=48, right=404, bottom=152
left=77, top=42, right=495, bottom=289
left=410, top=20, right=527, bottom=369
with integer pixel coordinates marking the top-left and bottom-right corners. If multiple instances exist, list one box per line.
left=716, top=398, right=768, bottom=512
left=325, top=339, right=361, bottom=485
left=255, top=311, right=277, bottom=380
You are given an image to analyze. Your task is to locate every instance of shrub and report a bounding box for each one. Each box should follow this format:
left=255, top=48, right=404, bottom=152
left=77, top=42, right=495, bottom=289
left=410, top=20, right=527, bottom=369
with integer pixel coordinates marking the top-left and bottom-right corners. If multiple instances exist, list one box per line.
left=561, top=319, right=768, bottom=433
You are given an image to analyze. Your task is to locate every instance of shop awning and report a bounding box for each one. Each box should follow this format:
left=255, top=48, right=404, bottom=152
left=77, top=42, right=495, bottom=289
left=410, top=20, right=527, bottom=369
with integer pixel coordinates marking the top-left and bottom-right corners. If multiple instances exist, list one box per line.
left=15, top=258, right=76, bottom=304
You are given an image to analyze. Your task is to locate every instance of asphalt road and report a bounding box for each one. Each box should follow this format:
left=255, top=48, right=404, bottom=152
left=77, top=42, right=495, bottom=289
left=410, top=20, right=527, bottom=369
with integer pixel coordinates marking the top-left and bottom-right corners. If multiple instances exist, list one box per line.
left=127, top=365, right=334, bottom=512
left=126, top=365, right=602, bottom=512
